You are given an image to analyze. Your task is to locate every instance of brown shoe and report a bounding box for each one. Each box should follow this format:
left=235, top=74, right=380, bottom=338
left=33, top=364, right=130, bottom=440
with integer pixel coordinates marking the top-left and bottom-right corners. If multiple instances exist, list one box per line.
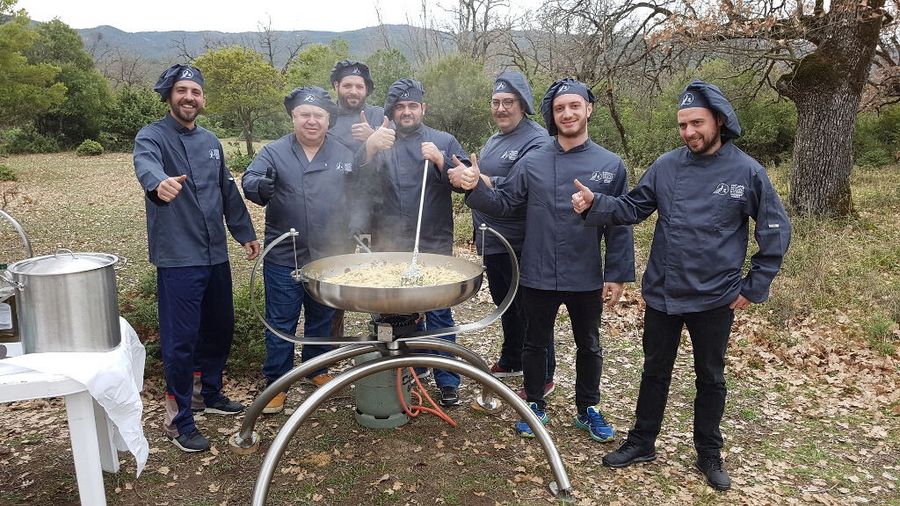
left=262, top=391, right=286, bottom=414
left=304, top=373, right=334, bottom=387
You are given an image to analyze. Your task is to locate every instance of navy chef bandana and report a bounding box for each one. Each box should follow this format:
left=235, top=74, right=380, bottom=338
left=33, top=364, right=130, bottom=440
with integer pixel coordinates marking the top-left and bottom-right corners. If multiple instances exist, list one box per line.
left=384, top=78, right=425, bottom=118
left=540, top=78, right=594, bottom=136
left=284, top=86, right=338, bottom=126
left=493, top=70, right=535, bottom=115
left=678, top=80, right=742, bottom=140
left=153, top=64, right=204, bottom=102
left=330, top=60, right=375, bottom=94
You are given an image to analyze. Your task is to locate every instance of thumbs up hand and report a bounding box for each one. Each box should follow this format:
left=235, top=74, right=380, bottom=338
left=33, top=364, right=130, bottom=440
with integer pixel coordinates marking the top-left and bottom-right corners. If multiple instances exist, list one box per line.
left=365, top=116, right=395, bottom=159
left=351, top=110, right=376, bottom=142
left=571, top=179, right=595, bottom=214
left=156, top=174, right=187, bottom=202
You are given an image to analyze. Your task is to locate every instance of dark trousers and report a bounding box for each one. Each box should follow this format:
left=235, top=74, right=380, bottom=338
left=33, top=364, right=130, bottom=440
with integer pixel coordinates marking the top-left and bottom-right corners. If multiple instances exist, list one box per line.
left=262, top=262, right=334, bottom=385
left=522, top=287, right=603, bottom=412
left=484, top=253, right=555, bottom=382
left=627, top=305, right=734, bottom=457
left=157, top=263, right=235, bottom=436
left=415, top=308, right=461, bottom=388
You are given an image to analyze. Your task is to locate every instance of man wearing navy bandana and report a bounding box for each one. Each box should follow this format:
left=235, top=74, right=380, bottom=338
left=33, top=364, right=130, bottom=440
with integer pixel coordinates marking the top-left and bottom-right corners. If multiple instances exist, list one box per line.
left=133, top=63, right=260, bottom=453
left=573, top=80, right=791, bottom=491
left=462, top=78, right=635, bottom=443
left=350, top=78, right=470, bottom=407
left=242, top=86, right=355, bottom=414
left=329, top=60, right=386, bottom=153
left=447, top=71, right=557, bottom=399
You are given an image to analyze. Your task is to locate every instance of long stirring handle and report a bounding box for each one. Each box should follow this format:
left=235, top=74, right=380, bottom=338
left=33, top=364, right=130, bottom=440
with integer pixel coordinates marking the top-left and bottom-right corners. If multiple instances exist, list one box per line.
left=411, top=159, right=429, bottom=259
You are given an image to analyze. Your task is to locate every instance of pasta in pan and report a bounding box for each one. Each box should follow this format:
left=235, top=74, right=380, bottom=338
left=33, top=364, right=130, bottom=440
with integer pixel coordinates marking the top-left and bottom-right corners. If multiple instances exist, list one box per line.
left=324, top=262, right=468, bottom=288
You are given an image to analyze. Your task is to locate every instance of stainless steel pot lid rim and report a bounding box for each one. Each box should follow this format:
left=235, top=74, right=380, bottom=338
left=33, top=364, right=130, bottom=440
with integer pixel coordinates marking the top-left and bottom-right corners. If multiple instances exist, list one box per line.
left=8, top=252, right=118, bottom=275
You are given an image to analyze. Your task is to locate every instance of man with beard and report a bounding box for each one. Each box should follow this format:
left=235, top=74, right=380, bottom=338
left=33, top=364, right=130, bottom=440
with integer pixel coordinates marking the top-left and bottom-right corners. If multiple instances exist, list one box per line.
left=329, top=60, right=385, bottom=153
left=326, top=60, right=384, bottom=338
left=350, top=78, right=469, bottom=407
left=242, top=87, right=354, bottom=414
left=447, top=71, right=556, bottom=399
left=133, top=64, right=260, bottom=453
left=461, top=78, right=635, bottom=442
left=572, top=80, right=791, bottom=491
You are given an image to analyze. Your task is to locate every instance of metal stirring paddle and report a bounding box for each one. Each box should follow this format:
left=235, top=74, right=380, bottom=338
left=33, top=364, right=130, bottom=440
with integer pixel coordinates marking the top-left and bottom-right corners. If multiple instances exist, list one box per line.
left=401, top=159, right=430, bottom=285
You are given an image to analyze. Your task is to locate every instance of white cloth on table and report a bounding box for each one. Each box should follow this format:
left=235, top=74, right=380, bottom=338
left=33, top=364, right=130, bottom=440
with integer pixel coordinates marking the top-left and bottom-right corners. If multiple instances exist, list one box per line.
left=1, top=317, right=148, bottom=476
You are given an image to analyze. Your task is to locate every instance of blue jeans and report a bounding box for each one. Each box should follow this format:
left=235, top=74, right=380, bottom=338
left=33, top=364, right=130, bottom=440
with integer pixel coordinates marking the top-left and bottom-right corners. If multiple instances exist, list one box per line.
left=262, top=262, right=334, bottom=385
left=157, top=263, right=234, bottom=436
left=416, top=308, right=461, bottom=389
left=484, top=252, right=555, bottom=382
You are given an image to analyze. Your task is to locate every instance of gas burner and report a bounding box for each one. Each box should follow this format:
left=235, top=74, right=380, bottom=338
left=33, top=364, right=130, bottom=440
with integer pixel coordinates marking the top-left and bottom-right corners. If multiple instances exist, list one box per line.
left=369, top=313, right=420, bottom=340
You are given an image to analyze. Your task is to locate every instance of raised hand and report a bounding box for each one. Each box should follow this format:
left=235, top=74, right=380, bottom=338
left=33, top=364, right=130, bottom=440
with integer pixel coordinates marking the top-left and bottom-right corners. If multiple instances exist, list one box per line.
left=447, top=154, right=467, bottom=188
left=257, top=166, right=276, bottom=201
left=351, top=110, right=376, bottom=142
left=571, top=178, right=595, bottom=214
left=156, top=174, right=187, bottom=202
left=365, top=116, right=395, bottom=158
left=421, top=142, right=445, bottom=170
left=459, top=153, right=481, bottom=190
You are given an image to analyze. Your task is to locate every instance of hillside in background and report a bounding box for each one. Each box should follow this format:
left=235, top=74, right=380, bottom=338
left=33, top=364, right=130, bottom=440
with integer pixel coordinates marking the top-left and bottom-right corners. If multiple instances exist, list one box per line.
left=77, top=23, right=448, bottom=70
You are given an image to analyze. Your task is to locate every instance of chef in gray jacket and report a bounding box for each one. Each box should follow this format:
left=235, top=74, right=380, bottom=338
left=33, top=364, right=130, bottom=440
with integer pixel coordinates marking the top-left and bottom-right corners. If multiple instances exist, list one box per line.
left=242, top=86, right=354, bottom=414
left=448, top=70, right=556, bottom=397
left=573, top=80, right=791, bottom=492
left=464, top=78, right=635, bottom=443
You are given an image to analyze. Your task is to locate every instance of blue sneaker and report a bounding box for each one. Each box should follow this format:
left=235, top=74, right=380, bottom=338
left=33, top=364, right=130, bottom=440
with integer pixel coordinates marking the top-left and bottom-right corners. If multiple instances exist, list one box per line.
left=515, top=402, right=549, bottom=438
left=574, top=406, right=615, bottom=442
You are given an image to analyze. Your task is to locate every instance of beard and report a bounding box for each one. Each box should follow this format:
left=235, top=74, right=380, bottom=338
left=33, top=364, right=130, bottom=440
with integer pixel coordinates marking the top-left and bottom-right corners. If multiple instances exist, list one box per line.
left=556, top=116, right=588, bottom=139
left=171, top=99, right=203, bottom=124
left=395, top=116, right=422, bottom=134
left=338, top=94, right=364, bottom=112
left=685, top=132, right=721, bottom=155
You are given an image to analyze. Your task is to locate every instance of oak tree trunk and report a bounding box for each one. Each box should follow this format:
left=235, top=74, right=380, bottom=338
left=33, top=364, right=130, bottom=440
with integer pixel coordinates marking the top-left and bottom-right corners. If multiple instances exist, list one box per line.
left=776, top=0, right=886, bottom=217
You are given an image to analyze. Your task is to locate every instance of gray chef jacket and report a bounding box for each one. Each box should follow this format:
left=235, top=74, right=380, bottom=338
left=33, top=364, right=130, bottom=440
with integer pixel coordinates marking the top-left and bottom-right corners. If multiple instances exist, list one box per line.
left=241, top=133, right=354, bottom=268
left=584, top=141, right=791, bottom=314
left=467, top=139, right=635, bottom=291
left=330, top=104, right=386, bottom=153
left=133, top=114, right=257, bottom=268
left=351, top=123, right=468, bottom=255
left=473, top=118, right=549, bottom=255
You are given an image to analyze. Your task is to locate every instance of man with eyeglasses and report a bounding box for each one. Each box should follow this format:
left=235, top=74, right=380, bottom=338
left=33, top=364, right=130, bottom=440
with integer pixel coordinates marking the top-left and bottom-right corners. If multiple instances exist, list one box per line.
left=448, top=71, right=556, bottom=400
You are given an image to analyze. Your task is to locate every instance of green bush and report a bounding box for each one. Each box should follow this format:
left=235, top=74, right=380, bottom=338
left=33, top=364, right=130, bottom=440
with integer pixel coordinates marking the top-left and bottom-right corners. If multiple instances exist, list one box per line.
left=100, top=85, right=168, bottom=152
left=227, top=151, right=254, bottom=173
left=854, top=104, right=900, bottom=167
left=1, top=125, right=60, bottom=154
left=0, top=164, right=15, bottom=182
left=228, top=282, right=266, bottom=376
left=75, top=139, right=103, bottom=156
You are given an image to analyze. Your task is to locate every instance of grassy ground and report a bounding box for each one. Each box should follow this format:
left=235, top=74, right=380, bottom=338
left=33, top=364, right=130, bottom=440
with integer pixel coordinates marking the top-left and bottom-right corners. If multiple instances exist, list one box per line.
left=0, top=152, right=897, bottom=505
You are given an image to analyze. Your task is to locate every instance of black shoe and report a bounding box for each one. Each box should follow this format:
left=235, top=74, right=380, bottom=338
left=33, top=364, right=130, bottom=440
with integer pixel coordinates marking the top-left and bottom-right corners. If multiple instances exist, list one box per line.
left=602, top=440, right=657, bottom=468
left=170, top=429, right=210, bottom=453
left=204, top=396, right=245, bottom=415
left=438, top=386, right=460, bottom=407
left=695, top=455, right=732, bottom=491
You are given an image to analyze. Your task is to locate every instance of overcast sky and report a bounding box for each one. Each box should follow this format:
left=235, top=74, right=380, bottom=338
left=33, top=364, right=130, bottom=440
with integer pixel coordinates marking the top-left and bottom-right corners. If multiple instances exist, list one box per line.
left=15, top=0, right=534, bottom=33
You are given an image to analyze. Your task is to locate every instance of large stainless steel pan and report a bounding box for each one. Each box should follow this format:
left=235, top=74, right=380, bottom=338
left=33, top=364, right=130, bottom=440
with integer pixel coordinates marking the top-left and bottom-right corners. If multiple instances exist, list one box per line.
left=300, top=252, right=484, bottom=314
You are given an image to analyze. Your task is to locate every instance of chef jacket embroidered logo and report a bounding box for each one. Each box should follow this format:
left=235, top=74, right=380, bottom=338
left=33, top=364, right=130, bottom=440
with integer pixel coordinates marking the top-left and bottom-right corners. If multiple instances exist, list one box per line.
left=729, top=184, right=745, bottom=199
left=556, top=84, right=570, bottom=95
left=303, top=94, right=315, bottom=103
left=495, top=82, right=506, bottom=91
left=713, top=182, right=728, bottom=195
left=180, top=68, right=194, bottom=79
left=336, top=162, right=352, bottom=173
left=208, top=148, right=220, bottom=160
left=681, top=93, right=694, bottom=106
left=500, top=150, right=519, bottom=160
left=589, top=171, right=614, bottom=183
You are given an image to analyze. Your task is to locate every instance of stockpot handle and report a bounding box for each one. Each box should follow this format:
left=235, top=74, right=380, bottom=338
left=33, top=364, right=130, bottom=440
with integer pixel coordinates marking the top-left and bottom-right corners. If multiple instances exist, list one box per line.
left=53, top=248, right=76, bottom=259
left=0, top=271, right=24, bottom=291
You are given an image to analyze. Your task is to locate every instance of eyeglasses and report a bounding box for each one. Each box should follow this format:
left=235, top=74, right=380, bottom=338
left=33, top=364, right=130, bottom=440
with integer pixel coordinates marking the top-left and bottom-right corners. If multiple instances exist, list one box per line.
left=489, top=98, right=518, bottom=110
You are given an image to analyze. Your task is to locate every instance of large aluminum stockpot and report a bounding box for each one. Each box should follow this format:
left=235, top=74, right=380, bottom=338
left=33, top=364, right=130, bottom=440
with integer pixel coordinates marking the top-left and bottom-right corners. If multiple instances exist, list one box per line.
left=300, top=252, right=484, bottom=314
left=2, top=250, right=121, bottom=353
